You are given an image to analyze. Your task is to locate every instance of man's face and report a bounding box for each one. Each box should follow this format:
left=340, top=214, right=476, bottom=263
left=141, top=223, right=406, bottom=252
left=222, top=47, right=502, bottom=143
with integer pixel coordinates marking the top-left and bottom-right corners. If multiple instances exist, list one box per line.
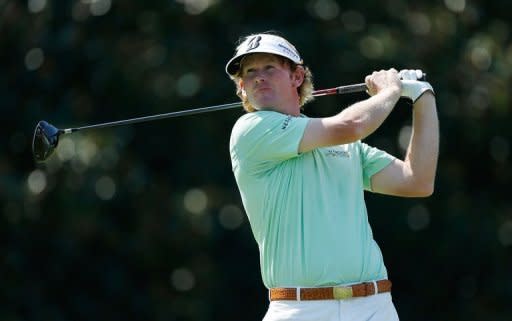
left=239, top=53, right=302, bottom=112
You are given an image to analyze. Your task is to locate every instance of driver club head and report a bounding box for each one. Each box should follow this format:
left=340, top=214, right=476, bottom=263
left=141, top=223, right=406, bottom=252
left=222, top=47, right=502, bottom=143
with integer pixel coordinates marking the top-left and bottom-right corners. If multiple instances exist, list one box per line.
left=32, top=121, right=62, bottom=162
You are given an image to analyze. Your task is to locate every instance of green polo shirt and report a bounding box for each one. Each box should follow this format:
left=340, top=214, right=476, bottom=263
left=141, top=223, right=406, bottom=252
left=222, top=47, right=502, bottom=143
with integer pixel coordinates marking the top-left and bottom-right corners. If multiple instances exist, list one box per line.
left=230, top=110, right=395, bottom=288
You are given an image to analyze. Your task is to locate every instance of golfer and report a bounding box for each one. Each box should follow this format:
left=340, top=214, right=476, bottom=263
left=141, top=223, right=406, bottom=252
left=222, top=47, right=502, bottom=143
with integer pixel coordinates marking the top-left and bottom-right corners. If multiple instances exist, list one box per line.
left=226, top=32, right=438, bottom=321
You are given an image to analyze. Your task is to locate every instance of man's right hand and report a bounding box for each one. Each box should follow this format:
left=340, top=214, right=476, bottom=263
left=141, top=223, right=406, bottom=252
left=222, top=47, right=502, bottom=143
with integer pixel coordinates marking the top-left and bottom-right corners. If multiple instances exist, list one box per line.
left=364, top=69, right=402, bottom=98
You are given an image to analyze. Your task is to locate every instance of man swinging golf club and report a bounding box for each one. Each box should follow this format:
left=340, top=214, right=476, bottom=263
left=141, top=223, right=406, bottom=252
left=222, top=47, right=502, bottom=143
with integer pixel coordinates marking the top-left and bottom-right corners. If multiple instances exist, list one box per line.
left=226, top=32, right=438, bottom=321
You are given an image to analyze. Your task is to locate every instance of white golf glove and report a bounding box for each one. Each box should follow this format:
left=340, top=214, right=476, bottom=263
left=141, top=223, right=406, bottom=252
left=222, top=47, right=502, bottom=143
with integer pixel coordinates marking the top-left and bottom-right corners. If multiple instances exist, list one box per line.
left=399, top=69, right=434, bottom=103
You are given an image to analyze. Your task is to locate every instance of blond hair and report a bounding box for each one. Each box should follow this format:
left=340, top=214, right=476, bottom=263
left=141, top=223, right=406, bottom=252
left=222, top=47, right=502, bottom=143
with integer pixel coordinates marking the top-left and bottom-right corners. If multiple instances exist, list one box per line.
left=229, top=56, right=315, bottom=113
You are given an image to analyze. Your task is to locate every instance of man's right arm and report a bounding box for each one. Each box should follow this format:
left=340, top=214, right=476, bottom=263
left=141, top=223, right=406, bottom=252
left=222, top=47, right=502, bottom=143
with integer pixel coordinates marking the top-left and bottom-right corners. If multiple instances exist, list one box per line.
left=299, top=69, right=402, bottom=153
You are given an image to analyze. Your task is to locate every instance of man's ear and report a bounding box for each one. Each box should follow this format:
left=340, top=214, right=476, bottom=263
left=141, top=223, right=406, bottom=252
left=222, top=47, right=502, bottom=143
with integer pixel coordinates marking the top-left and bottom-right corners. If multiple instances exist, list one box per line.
left=292, top=66, right=305, bottom=88
left=239, top=80, right=247, bottom=97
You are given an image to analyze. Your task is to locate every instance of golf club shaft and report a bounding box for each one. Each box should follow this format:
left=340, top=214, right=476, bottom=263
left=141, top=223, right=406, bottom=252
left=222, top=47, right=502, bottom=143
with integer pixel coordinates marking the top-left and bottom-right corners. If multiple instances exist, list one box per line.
left=311, top=83, right=367, bottom=96
left=63, top=102, right=244, bottom=133
left=64, top=83, right=368, bottom=133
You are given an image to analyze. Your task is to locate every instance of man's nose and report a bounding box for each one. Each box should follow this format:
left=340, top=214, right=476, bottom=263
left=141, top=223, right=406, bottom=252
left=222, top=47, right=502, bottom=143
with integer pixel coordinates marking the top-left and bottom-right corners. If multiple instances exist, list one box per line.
left=255, top=72, right=266, bottom=83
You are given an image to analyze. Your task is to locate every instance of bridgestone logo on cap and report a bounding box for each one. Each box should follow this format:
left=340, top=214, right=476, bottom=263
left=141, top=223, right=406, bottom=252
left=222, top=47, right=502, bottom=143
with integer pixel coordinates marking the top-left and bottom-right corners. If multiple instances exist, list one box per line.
left=246, top=36, right=261, bottom=51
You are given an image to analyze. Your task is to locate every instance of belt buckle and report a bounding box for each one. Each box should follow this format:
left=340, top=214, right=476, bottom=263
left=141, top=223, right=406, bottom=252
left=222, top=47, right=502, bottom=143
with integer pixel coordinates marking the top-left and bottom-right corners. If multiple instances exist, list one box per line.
left=333, top=286, right=353, bottom=300
left=364, top=282, right=376, bottom=295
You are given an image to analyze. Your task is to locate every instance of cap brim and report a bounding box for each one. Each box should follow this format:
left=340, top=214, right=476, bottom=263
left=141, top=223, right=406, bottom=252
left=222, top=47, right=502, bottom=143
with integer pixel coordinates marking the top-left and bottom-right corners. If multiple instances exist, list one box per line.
left=225, top=55, right=244, bottom=76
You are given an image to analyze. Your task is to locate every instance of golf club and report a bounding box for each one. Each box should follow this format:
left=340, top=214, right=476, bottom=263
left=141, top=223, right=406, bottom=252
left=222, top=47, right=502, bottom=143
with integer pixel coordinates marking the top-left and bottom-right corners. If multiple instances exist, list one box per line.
left=33, top=73, right=426, bottom=162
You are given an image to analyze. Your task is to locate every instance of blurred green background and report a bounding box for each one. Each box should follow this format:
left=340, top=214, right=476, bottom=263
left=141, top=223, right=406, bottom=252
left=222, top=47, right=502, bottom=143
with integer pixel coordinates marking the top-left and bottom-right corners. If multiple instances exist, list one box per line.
left=1, top=0, right=511, bottom=320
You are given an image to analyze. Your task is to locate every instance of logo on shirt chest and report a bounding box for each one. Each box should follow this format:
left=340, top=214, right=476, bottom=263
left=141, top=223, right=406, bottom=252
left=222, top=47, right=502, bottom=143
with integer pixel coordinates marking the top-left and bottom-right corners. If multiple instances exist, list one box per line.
left=324, top=149, right=351, bottom=158
left=282, top=115, right=292, bottom=130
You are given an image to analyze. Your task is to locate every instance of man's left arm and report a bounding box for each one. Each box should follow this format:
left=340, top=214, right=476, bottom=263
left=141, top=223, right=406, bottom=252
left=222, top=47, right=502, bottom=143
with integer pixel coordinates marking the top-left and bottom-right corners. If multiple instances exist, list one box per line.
left=371, top=91, right=439, bottom=197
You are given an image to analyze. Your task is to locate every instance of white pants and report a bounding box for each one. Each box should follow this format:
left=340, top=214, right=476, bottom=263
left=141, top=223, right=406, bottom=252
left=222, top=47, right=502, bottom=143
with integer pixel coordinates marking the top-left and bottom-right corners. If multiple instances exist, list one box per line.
left=262, top=293, right=399, bottom=321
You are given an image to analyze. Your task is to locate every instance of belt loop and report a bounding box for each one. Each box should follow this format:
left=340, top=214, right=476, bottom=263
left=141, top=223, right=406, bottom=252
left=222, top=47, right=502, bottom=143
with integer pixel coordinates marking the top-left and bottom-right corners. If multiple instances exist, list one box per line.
left=372, top=281, right=378, bottom=295
left=296, top=287, right=301, bottom=301
left=268, top=289, right=271, bottom=302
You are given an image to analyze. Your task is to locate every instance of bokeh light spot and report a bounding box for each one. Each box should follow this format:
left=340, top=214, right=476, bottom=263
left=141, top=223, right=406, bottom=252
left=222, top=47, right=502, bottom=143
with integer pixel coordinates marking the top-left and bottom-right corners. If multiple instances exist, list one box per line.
left=25, top=48, right=45, bottom=71
left=359, top=36, right=384, bottom=59
left=219, top=204, right=244, bottom=230
left=27, top=170, right=47, bottom=195
left=407, top=12, right=431, bottom=35
left=28, top=0, right=46, bottom=13
left=95, top=176, right=116, bottom=200
left=444, top=0, right=466, bottom=13
left=470, top=47, right=492, bottom=71
left=176, top=73, right=201, bottom=97
left=310, top=0, right=340, bottom=20
left=88, top=0, right=111, bottom=16
left=398, top=125, right=412, bottom=152
left=176, top=0, right=217, bottom=15
left=77, top=138, right=98, bottom=166
left=56, top=137, right=76, bottom=161
left=184, top=188, right=208, bottom=214
left=170, top=268, right=196, bottom=291
left=407, top=204, right=430, bottom=231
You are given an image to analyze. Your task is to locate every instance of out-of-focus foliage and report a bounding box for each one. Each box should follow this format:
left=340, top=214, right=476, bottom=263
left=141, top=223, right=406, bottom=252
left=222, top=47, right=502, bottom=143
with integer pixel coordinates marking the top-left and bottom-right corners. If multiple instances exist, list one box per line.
left=1, top=0, right=511, bottom=320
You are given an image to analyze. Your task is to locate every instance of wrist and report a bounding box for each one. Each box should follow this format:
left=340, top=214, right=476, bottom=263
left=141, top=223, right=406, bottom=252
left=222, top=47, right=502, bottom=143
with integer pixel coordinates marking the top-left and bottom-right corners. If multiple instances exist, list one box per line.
left=380, top=86, right=401, bottom=99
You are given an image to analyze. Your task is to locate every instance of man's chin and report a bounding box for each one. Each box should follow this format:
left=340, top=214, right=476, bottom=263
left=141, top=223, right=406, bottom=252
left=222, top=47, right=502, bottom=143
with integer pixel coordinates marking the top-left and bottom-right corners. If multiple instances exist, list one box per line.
left=251, top=99, right=276, bottom=110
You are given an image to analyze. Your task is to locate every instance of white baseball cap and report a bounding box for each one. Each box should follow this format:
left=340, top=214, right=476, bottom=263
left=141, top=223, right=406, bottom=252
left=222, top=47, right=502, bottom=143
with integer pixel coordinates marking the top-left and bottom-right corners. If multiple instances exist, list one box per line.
left=225, top=34, right=303, bottom=76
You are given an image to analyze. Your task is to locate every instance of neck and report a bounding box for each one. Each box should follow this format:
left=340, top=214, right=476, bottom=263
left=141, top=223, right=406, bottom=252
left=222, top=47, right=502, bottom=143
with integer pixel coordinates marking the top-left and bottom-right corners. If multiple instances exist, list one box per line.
left=258, top=105, right=300, bottom=116
left=256, top=98, right=301, bottom=116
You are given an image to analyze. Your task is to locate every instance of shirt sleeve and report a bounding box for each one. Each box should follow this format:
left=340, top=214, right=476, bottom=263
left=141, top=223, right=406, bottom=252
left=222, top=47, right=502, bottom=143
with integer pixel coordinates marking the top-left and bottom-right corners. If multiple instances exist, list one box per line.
left=230, top=111, right=309, bottom=175
left=359, top=142, right=395, bottom=191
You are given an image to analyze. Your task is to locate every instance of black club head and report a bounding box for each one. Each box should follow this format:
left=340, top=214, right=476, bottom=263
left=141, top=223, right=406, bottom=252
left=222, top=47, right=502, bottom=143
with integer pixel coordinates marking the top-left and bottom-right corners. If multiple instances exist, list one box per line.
left=32, top=121, right=62, bottom=162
